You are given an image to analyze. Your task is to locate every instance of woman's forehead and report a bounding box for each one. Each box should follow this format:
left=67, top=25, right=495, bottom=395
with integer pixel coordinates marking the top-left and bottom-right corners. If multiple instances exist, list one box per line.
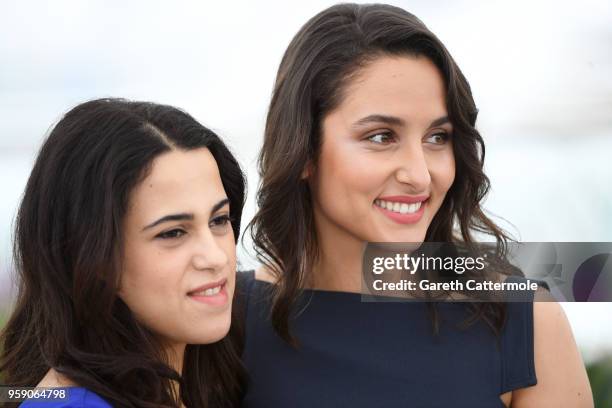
left=331, top=55, right=447, bottom=124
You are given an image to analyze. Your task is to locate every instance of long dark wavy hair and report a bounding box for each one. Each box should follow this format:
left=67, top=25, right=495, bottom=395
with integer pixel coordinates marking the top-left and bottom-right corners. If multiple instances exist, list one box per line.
left=0, top=98, right=246, bottom=407
left=248, top=3, right=514, bottom=345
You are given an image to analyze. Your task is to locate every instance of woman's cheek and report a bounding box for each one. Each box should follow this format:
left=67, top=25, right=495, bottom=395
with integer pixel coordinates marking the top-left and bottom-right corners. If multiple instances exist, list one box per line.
left=428, top=151, right=456, bottom=192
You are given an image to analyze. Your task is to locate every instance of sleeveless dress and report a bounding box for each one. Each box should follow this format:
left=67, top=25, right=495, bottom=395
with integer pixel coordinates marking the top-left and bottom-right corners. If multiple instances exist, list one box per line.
left=239, top=271, right=538, bottom=407
left=19, top=387, right=111, bottom=407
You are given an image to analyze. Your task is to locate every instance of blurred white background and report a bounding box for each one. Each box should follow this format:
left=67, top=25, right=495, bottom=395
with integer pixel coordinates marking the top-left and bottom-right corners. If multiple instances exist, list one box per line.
left=1, top=0, right=611, bottom=362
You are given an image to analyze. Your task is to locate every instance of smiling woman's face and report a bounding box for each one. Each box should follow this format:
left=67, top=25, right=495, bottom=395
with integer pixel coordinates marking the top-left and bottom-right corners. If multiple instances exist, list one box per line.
left=310, top=55, right=455, bottom=246
left=119, top=147, right=236, bottom=349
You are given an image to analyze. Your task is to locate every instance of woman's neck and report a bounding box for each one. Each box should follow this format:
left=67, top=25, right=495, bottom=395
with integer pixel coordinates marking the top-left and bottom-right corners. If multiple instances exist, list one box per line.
left=37, top=368, right=78, bottom=388
left=165, top=342, right=185, bottom=375
left=311, top=232, right=365, bottom=293
left=164, top=342, right=186, bottom=405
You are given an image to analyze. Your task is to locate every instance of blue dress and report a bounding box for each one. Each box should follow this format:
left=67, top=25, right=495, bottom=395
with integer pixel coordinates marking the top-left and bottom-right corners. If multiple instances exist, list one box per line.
left=239, top=271, right=538, bottom=407
left=19, top=387, right=111, bottom=407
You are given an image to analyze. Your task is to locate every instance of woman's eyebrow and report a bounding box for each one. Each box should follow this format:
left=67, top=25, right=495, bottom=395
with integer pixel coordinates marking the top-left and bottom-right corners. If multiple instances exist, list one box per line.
left=351, top=114, right=450, bottom=129
left=142, top=213, right=194, bottom=231
left=210, top=198, right=230, bottom=216
left=141, top=199, right=229, bottom=231
left=429, top=116, right=450, bottom=128
left=352, top=114, right=405, bottom=129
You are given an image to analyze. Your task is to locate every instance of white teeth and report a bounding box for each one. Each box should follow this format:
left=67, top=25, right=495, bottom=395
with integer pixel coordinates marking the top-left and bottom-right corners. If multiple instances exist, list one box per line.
left=191, top=285, right=221, bottom=297
left=376, top=199, right=423, bottom=214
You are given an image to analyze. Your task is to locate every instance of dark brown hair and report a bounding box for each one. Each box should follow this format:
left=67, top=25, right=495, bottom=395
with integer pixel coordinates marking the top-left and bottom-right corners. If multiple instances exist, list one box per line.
left=0, top=98, right=246, bottom=407
left=248, top=3, right=512, bottom=345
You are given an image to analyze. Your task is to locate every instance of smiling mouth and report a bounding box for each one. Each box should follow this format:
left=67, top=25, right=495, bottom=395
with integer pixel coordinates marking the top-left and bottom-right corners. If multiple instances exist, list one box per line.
left=373, top=196, right=428, bottom=225
left=190, top=285, right=223, bottom=296
left=187, top=278, right=229, bottom=306
left=188, top=278, right=227, bottom=296
left=374, top=199, right=425, bottom=214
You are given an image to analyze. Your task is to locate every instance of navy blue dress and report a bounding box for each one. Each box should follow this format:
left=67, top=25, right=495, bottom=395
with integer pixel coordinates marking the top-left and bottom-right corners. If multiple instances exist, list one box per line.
left=239, top=272, right=537, bottom=407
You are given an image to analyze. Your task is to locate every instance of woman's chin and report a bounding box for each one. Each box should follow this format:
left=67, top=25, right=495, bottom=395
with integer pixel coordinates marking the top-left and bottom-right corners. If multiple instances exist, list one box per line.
left=368, top=229, right=427, bottom=245
left=180, top=315, right=232, bottom=345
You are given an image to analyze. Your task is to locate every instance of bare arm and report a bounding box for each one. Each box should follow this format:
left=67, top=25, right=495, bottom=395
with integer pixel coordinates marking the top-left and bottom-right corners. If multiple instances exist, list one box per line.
left=511, top=302, right=593, bottom=407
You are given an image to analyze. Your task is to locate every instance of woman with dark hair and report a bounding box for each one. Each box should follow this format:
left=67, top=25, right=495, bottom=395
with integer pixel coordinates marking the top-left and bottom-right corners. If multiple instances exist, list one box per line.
left=241, top=3, right=592, bottom=407
left=0, top=98, right=246, bottom=407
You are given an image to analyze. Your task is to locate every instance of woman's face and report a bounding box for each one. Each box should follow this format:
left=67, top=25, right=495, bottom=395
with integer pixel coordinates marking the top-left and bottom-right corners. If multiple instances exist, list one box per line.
left=119, top=147, right=236, bottom=349
left=310, top=55, right=455, bottom=246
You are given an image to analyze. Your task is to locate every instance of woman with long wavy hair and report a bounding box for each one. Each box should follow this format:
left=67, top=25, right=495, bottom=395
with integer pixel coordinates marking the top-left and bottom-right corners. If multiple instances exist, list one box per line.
left=1, top=98, right=246, bottom=407
left=241, top=3, right=592, bottom=407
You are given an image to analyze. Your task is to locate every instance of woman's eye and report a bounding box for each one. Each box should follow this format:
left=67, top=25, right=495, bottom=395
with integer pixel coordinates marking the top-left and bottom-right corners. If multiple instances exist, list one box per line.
left=367, top=132, right=394, bottom=145
left=156, top=229, right=186, bottom=239
left=210, top=214, right=232, bottom=229
left=425, top=132, right=450, bottom=145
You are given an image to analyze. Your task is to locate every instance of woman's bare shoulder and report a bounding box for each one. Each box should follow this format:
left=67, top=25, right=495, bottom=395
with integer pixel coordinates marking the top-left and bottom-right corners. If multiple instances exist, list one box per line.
left=511, top=301, right=593, bottom=407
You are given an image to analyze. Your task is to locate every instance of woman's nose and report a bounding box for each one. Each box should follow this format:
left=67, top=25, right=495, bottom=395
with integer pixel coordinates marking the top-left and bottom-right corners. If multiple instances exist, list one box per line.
left=191, top=234, right=229, bottom=272
left=394, top=144, right=431, bottom=192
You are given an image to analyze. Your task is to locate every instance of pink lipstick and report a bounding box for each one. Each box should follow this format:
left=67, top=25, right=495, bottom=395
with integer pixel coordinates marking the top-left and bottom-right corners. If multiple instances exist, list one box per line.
left=187, top=278, right=228, bottom=306
left=374, top=196, right=428, bottom=224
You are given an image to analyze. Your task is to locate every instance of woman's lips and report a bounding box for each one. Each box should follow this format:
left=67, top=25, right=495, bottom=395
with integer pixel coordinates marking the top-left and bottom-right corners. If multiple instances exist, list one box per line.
left=187, top=278, right=229, bottom=306
left=377, top=195, right=429, bottom=203
left=374, top=197, right=427, bottom=224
